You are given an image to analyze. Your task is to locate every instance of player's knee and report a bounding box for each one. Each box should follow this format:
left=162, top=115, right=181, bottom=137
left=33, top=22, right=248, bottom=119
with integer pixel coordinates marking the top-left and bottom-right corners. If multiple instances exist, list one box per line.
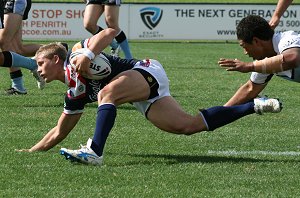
left=105, top=22, right=120, bottom=32
left=83, top=20, right=97, bottom=33
left=97, top=86, right=114, bottom=103
left=84, top=23, right=94, bottom=34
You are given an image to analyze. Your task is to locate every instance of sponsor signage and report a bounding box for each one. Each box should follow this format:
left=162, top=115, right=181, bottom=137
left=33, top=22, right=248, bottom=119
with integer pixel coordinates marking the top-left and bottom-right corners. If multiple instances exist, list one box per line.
left=23, top=3, right=300, bottom=40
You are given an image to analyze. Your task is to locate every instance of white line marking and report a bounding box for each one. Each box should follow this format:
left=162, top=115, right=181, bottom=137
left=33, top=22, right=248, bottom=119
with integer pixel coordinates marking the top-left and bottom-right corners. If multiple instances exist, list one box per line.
left=208, top=150, right=300, bottom=156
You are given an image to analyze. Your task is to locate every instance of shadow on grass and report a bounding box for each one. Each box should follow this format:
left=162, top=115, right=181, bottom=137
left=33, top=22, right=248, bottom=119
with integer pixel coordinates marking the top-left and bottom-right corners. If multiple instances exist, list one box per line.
left=20, top=102, right=137, bottom=110
left=114, top=153, right=300, bottom=166
left=19, top=152, right=300, bottom=168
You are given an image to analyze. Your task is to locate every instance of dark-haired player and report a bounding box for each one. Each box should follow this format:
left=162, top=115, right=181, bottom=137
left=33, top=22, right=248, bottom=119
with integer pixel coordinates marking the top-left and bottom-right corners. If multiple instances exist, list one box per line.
left=219, top=15, right=300, bottom=106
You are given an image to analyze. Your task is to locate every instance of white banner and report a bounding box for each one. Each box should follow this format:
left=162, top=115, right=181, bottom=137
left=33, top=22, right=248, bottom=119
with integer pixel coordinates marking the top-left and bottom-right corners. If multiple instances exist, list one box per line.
left=22, top=3, right=300, bottom=41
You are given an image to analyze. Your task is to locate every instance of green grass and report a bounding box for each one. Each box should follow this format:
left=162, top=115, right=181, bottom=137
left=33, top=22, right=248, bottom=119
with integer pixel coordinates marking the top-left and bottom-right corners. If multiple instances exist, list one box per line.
left=1, top=41, right=300, bottom=197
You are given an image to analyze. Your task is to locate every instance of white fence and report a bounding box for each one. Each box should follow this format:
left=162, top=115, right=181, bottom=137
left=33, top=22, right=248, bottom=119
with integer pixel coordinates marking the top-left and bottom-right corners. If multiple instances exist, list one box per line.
left=22, top=3, right=300, bottom=40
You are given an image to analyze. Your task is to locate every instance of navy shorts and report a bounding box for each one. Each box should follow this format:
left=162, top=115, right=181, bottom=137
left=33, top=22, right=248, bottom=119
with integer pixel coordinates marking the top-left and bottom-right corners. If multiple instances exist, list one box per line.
left=86, top=0, right=121, bottom=6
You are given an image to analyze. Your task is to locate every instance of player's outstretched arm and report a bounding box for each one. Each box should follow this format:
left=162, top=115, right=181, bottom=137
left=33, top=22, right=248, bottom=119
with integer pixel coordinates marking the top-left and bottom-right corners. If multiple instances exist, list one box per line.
left=17, top=113, right=82, bottom=152
left=224, top=80, right=266, bottom=106
left=219, top=48, right=300, bottom=74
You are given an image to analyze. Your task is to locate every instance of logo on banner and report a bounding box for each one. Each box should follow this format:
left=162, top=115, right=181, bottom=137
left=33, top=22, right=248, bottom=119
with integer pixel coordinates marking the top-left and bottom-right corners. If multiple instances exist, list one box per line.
left=140, top=7, right=163, bottom=30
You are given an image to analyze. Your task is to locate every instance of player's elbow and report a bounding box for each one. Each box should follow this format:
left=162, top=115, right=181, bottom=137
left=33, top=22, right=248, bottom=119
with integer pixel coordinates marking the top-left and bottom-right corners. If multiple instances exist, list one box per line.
left=289, top=52, right=300, bottom=69
left=244, top=81, right=255, bottom=92
left=283, top=49, right=300, bottom=70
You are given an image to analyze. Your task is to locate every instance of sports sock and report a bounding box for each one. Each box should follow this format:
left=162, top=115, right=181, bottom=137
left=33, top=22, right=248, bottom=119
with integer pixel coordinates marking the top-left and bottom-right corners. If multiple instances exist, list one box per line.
left=10, top=70, right=26, bottom=91
left=200, top=101, right=255, bottom=131
left=94, top=26, right=118, bottom=49
left=91, top=103, right=117, bottom=157
left=115, top=31, right=132, bottom=59
left=110, top=39, right=119, bottom=50
left=94, top=26, right=104, bottom=35
left=2, top=51, right=37, bottom=71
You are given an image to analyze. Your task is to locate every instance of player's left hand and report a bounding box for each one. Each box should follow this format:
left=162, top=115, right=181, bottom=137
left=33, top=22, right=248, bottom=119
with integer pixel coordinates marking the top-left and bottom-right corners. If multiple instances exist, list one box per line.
left=72, top=55, right=92, bottom=78
left=218, top=58, right=254, bottom=73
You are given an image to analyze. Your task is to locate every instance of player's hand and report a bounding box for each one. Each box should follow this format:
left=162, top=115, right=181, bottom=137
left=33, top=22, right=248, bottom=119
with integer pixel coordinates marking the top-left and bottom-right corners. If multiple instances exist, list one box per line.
left=71, top=55, right=92, bottom=78
left=269, top=16, right=280, bottom=30
left=218, top=58, right=254, bottom=73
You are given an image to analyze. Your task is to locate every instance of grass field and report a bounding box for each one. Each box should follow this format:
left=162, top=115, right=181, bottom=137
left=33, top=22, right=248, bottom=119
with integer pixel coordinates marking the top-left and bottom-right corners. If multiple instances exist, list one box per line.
left=1, top=41, right=300, bottom=197
left=1, top=0, right=300, bottom=196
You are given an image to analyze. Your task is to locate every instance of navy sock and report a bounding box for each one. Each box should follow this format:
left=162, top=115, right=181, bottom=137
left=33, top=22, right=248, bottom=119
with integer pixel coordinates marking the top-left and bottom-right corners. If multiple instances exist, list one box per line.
left=94, top=26, right=104, bottom=35
left=200, top=102, right=255, bottom=131
left=91, top=103, right=117, bottom=157
left=2, top=51, right=12, bottom=67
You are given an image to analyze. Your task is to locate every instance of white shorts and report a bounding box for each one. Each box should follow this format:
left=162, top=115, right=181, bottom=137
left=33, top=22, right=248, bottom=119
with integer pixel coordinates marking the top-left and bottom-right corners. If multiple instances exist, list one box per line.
left=132, top=59, right=170, bottom=117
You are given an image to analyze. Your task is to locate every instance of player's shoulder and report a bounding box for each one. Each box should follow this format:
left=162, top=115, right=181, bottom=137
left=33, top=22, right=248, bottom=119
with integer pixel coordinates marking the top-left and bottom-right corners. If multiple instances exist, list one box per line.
left=275, top=31, right=300, bottom=52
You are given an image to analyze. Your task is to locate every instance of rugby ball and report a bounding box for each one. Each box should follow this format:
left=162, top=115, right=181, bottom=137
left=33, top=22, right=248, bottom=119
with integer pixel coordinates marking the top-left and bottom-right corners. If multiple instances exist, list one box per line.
left=69, top=48, right=111, bottom=80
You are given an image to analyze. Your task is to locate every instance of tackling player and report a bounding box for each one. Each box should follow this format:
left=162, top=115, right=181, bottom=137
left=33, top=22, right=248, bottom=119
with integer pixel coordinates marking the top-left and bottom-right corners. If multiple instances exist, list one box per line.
left=218, top=15, right=300, bottom=106
left=17, top=28, right=282, bottom=166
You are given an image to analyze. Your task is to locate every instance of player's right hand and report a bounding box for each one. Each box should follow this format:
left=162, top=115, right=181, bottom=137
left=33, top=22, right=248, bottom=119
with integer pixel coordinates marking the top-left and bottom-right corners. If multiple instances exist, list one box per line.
left=218, top=58, right=254, bottom=73
left=72, top=55, right=92, bottom=78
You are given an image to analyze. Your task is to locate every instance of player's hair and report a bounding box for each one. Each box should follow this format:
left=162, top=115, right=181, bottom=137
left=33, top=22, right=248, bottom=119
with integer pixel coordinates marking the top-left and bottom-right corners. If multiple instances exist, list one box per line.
left=236, top=15, right=274, bottom=44
left=35, top=42, right=67, bottom=61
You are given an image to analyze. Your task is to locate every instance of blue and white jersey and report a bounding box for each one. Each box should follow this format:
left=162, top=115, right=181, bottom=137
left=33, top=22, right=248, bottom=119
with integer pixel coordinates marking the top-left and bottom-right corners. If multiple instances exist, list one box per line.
left=250, top=30, right=300, bottom=84
left=63, top=39, right=138, bottom=114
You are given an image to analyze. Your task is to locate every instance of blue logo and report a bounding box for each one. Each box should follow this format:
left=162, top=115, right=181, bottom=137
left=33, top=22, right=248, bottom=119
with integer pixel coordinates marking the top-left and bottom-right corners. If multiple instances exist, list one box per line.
left=140, top=7, right=163, bottom=30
